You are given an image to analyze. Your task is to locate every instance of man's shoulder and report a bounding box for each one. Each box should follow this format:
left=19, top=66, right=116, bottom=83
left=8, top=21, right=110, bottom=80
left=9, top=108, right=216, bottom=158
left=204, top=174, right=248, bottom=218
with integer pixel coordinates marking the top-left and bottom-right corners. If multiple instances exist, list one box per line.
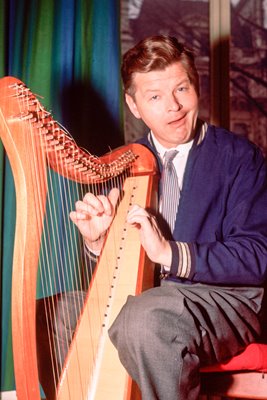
left=205, top=124, right=263, bottom=158
left=135, top=134, right=150, bottom=146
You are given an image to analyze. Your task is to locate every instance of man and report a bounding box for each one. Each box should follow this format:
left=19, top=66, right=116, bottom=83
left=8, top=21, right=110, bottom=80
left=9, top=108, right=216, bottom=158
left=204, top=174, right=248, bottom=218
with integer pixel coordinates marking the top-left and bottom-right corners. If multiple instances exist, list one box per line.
left=70, top=36, right=267, bottom=399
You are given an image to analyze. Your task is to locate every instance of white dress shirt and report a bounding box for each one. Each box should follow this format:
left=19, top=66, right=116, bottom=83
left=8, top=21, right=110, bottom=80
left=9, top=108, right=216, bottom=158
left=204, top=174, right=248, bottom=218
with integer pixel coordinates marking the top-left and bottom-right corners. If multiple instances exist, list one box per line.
left=149, top=131, right=193, bottom=191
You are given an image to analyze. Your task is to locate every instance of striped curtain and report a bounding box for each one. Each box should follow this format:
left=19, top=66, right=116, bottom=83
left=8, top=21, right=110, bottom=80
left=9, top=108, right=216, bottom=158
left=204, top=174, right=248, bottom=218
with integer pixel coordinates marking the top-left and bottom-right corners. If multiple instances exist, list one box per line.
left=0, top=0, right=122, bottom=391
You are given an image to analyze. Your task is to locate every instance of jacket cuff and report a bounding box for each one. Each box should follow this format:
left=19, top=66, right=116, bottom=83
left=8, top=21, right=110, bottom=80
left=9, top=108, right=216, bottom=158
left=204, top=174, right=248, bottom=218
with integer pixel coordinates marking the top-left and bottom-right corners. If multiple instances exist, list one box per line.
left=169, top=241, right=196, bottom=279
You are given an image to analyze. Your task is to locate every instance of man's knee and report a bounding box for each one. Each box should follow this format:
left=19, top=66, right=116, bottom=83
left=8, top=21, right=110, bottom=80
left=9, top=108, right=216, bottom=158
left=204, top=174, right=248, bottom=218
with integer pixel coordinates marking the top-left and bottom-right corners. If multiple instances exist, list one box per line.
left=109, top=294, right=148, bottom=349
left=109, top=287, right=188, bottom=351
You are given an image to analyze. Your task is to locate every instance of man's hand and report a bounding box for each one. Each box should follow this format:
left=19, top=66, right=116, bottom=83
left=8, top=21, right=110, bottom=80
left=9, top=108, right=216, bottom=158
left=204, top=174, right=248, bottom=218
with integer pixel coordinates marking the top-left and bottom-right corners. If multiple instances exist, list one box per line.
left=127, top=204, right=172, bottom=267
left=70, top=188, right=120, bottom=251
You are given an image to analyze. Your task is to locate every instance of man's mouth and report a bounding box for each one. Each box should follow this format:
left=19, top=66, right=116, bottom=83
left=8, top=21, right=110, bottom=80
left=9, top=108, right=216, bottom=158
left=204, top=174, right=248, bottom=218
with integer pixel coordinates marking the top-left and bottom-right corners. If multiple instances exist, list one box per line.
left=168, top=115, right=186, bottom=126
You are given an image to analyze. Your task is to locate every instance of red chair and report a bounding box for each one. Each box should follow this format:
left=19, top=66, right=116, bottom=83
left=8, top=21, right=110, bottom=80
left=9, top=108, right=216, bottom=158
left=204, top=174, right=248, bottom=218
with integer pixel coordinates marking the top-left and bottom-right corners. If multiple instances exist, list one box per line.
left=200, top=343, right=267, bottom=399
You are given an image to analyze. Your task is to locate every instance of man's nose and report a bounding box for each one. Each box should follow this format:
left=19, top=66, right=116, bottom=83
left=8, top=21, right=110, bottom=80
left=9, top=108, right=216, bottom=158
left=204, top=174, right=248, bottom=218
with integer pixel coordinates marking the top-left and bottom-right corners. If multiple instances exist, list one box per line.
left=168, top=94, right=182, bottom=111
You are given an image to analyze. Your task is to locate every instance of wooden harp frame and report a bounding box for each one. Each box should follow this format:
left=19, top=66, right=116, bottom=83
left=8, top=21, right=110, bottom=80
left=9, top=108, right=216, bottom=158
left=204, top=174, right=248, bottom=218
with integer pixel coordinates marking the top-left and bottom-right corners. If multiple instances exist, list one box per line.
left=0, top=76, right=159, bottom=399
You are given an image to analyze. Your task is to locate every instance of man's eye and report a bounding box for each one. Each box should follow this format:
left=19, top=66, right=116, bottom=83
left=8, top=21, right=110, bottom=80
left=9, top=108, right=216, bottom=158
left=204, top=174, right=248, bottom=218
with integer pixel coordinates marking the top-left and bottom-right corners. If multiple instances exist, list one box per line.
left=178, top=86, right=187, bottom=92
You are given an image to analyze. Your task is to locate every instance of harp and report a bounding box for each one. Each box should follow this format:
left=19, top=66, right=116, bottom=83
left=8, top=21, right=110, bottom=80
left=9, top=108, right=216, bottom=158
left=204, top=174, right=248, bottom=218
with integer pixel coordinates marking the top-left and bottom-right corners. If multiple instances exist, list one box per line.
left=0, top=76, right=158, bottom=399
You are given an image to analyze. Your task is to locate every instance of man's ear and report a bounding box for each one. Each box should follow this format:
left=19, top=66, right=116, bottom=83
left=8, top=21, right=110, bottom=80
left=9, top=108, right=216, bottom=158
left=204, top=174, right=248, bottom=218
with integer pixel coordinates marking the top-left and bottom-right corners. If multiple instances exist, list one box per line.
left=125, top=93, right=141, bottom=119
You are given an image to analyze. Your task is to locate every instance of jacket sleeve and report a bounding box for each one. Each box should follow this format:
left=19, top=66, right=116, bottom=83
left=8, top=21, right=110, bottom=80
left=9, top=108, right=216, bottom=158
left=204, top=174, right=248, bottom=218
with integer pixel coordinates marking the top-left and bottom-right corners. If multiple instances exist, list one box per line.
left=170, top=145, right=267, bottom=286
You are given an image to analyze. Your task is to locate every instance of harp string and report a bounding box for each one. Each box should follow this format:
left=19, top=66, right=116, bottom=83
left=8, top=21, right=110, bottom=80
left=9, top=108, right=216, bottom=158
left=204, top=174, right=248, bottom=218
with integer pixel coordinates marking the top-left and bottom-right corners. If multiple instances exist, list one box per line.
left=15, top=87, right=107, bottom=390
left=15, top=86, right=54, bottom=394
left=39, top=140, right=95, bottom=386
left=23, top=92, right=67, bottom=386
left=34, top=109, right=132, bottom=392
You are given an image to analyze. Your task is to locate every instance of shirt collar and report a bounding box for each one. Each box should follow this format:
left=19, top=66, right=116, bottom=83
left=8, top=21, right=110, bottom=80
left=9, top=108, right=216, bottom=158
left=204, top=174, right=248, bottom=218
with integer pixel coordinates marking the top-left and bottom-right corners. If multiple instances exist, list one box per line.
left=149, top=131, right=194, bottom=160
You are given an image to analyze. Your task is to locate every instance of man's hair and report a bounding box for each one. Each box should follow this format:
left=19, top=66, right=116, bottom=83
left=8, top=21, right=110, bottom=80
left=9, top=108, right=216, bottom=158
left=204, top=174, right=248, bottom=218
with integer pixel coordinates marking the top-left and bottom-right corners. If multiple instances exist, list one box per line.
left=121, top=35, right=199, bottom=97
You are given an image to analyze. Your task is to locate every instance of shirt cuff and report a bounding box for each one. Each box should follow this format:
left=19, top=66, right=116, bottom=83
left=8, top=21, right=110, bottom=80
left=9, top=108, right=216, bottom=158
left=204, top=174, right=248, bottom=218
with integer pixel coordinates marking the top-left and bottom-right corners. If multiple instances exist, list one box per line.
left=84, top=242, right=100, bottom=262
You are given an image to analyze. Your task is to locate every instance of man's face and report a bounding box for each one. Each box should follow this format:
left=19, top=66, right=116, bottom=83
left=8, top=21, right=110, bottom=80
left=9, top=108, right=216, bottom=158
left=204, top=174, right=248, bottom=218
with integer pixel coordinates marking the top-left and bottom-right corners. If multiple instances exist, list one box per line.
left=126, top=62, right=199, bottom=148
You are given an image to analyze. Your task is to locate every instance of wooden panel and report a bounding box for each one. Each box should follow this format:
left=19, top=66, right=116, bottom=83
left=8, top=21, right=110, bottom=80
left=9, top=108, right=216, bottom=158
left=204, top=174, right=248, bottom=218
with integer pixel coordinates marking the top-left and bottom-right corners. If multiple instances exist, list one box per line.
left=209, top=0, right=230, bottom=129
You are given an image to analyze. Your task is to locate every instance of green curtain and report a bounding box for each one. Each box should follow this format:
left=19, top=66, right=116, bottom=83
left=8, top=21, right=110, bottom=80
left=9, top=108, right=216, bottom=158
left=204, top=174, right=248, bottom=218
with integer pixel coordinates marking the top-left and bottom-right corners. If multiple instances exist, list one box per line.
left=0, top=0, right=122, bottom=391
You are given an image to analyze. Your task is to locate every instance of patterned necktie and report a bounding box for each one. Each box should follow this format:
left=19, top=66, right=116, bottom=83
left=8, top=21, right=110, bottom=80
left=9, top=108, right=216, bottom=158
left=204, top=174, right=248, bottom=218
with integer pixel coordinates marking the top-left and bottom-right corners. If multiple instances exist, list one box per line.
left=161, top=149, right=180, bottom=233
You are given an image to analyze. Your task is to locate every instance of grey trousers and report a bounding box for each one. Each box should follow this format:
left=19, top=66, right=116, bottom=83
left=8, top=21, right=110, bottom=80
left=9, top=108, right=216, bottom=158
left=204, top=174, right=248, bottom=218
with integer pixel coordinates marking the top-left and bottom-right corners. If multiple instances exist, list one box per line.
left=108, top=281, right=263, bottom=400
left=53, top=291, right=87, bottom=370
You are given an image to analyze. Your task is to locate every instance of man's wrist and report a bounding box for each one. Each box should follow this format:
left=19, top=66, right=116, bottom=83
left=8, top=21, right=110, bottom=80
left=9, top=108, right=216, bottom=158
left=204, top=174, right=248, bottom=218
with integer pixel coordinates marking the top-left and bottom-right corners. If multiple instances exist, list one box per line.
left=84, top=233, right=106, bottom=252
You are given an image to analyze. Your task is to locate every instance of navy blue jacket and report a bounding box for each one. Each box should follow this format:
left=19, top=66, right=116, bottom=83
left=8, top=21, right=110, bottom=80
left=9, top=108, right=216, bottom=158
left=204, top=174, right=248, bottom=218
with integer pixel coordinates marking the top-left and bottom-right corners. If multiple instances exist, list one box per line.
left=136, top=122, right=267, bottom=286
